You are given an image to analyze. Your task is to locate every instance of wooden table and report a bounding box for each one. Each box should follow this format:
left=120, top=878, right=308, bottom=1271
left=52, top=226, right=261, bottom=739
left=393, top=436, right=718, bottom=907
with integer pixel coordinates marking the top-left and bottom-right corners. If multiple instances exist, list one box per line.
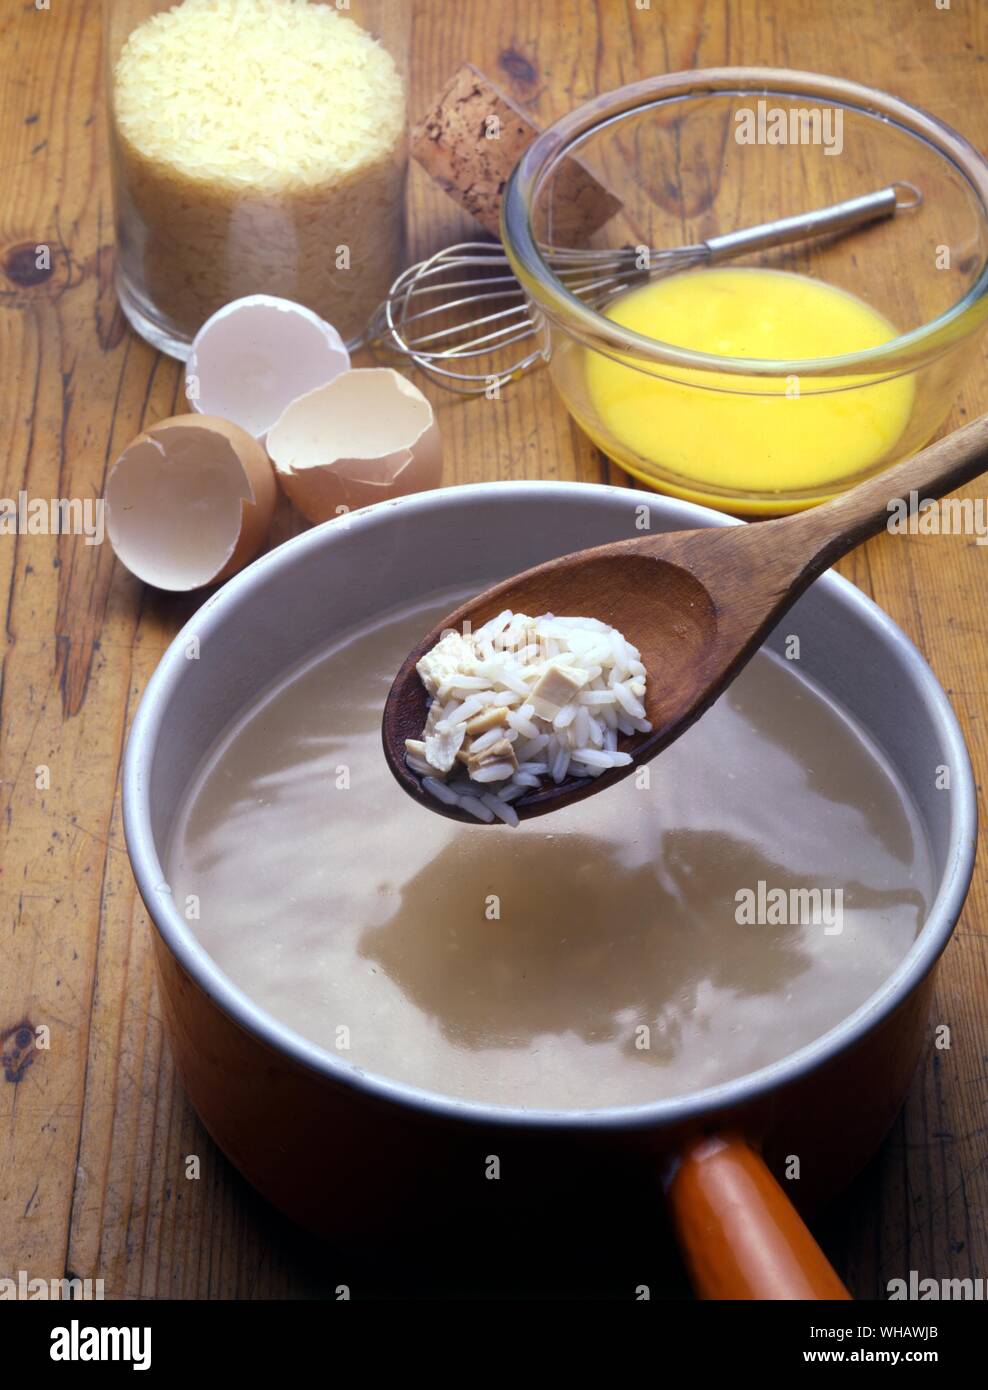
left=2, top=0, right=986, bottom=1300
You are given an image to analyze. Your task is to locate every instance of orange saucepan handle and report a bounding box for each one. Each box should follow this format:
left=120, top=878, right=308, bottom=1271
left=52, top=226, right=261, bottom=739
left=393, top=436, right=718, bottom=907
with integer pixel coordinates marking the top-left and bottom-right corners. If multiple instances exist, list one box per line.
left=666, top=1134, right=851, bottom=1300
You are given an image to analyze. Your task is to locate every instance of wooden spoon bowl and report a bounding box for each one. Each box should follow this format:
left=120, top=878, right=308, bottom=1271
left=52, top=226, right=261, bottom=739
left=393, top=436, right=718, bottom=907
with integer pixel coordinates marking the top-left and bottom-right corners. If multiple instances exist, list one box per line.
left=384, top=413, right=988, bottom=823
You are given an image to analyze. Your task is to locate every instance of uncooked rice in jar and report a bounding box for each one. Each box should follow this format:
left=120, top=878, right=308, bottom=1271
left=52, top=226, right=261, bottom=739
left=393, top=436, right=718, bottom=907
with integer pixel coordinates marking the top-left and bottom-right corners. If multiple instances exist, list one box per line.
left=111, top=0, right=407, bottom=343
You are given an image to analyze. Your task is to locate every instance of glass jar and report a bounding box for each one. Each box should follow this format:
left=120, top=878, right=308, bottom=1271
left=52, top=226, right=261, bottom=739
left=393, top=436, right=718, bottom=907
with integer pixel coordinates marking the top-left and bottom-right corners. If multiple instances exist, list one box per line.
left=103, top=0, right=411, bottom=359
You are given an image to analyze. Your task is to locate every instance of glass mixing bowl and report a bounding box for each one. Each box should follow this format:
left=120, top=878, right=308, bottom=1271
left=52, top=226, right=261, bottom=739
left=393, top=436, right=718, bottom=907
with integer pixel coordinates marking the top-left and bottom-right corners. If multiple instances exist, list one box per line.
left=502, top=69, right=988, bottom=515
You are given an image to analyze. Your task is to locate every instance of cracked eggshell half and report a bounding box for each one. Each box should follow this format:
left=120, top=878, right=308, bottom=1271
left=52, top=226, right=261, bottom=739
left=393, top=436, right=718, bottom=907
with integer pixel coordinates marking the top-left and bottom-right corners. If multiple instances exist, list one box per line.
left=105, top=415, right=277, bottom=591
left=185, top=296, right=350, bottom=441
left=267, top=368, right=442, bottom=524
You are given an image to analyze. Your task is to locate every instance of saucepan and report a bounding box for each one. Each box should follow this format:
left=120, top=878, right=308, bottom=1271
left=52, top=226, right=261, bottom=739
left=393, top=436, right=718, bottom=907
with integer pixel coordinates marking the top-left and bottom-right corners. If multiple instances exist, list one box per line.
left=121, top=482, right=976, bottom=1298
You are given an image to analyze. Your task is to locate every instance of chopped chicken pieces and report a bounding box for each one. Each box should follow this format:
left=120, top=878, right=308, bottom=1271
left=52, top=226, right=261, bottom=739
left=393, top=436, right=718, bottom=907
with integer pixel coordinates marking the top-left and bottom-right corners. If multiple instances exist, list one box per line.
left=464, top=704, right=511, bottom=736
left=415, top=630, right=476, bottom=697
left=530, top=660, right=589, bottom=712
left=466, top=738, right=518, bottom=776
left=423, top=702, right=465, bottom=773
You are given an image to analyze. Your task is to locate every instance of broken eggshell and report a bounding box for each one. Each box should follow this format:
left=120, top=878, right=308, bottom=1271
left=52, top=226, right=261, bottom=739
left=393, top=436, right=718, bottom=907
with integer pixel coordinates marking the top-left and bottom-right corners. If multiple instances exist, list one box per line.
left=105, top=414, right=277, bottom=591
left=185, top=296, right=350, bottom=441
left=267, top=368, right=442, bottom=524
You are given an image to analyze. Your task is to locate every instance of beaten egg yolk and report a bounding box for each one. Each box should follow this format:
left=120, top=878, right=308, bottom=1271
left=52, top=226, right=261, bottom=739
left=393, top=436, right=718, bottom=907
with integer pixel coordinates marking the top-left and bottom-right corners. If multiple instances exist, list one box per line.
left=585, top=267, right=914, bottom=511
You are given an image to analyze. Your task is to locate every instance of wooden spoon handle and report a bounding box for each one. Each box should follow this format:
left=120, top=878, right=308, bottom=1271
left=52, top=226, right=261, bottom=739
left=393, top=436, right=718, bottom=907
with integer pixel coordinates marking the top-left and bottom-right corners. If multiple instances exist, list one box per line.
left=782, top=411, right=988, bottom=581
left=666, top=1134, right=851, bottom=1300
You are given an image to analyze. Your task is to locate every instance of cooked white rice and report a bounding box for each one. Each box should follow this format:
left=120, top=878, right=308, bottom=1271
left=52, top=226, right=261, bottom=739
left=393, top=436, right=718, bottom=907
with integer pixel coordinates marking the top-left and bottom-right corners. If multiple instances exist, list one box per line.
left=405, top=611, right=651, bottom=826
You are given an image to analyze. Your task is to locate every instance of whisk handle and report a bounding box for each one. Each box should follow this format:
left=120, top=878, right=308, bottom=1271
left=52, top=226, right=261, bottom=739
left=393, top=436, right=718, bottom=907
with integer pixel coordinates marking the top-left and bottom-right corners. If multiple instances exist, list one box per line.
left=703, top=184, right=906, bottom=263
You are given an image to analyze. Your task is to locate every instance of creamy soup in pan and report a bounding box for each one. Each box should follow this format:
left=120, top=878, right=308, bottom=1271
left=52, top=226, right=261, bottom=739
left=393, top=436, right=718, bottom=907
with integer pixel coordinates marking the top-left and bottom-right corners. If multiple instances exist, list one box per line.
left=167, top=593, right=934, bottom=1110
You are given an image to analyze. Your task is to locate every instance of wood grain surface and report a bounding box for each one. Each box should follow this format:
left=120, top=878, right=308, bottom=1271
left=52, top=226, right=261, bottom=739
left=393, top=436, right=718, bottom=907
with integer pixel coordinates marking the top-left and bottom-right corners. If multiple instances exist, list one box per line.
left=1, top=0, right=986, bottom=1300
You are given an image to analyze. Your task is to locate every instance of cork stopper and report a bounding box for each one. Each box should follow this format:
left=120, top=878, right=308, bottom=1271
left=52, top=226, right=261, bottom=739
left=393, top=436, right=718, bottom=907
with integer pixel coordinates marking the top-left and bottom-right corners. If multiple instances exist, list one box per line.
left=411, top=62, right=622, bottom=241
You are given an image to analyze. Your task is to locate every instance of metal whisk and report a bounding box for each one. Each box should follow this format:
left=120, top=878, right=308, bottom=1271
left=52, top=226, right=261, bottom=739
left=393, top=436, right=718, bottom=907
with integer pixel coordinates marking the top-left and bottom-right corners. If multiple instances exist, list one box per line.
left=368, top=183, right=919, bottom=396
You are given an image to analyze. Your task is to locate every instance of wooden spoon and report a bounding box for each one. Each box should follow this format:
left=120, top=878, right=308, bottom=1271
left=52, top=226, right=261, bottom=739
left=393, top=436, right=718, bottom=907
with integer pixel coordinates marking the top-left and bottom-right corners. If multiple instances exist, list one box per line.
left=383, top=412, right=988, bottom=823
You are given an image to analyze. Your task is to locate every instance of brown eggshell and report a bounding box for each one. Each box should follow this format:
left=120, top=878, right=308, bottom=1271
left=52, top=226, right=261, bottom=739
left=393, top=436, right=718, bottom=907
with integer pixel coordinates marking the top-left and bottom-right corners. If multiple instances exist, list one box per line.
left=105, top=414, right=276, bottom=591
left=267, top=369, right=443, bottom=525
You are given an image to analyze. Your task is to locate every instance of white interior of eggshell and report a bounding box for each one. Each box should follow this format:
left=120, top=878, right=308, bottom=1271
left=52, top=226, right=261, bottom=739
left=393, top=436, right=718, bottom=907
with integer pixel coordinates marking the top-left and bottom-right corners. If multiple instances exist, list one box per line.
left=106, top=426, right=256, bottom=591
left=186, top=296, right=350, bottom=441
left=268, top=369, right=434, bottom=483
